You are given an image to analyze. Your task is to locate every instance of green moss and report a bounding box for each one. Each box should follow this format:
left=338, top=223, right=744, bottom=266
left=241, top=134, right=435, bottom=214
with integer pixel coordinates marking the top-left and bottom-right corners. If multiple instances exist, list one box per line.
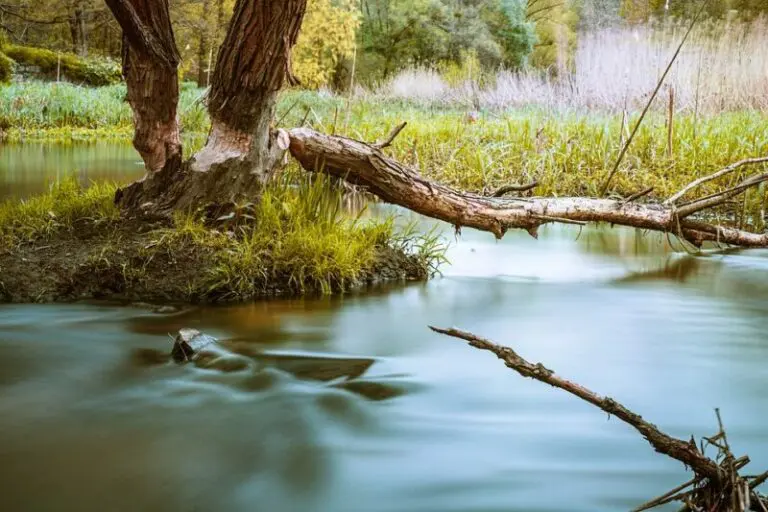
left=0, top=52, right=13, bottom=84
left=1, top=45, right=121, bottom=86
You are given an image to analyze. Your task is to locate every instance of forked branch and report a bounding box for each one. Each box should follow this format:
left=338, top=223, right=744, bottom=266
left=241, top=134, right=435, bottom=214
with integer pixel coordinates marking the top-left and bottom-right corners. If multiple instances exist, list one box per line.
left=666, top=157, right=768, bottom=205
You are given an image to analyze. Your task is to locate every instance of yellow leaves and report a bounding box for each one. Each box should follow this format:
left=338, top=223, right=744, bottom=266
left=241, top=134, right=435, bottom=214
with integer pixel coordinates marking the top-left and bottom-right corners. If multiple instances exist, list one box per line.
left=292, top=0, right=360, bottom=89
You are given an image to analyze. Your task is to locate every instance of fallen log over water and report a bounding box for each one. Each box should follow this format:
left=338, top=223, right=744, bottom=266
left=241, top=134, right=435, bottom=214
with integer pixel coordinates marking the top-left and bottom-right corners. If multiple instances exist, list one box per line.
left=288, top=128, right=768, bottom=248
left=430, top=326, right=768, bottom=512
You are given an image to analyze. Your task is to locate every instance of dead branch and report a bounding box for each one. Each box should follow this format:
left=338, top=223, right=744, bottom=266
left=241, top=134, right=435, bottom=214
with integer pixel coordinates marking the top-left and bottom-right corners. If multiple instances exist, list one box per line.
left=287, top=128, right=768, bottom=248
left=374, top=122, right=408, bottom=149
left=490, top=180, right=539, bottom=197
left=676, top=173, right=768, bottom=218
left=666, top=157, right=768, bottom=205
left=624, top=186, right=655, bottom=205
left=428, top=326, right=723, bottom=480
left=429, top=326, right=768, bottom=511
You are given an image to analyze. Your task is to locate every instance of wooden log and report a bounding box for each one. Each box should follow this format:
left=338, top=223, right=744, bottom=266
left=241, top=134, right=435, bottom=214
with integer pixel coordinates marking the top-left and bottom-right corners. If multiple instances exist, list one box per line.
left=287, top=128, right=768, bottom=248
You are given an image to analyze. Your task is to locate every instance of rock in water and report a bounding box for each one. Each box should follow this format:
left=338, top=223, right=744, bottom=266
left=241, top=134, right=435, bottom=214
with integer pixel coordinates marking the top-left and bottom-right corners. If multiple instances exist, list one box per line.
left=171, top=328, right=218, bottom=363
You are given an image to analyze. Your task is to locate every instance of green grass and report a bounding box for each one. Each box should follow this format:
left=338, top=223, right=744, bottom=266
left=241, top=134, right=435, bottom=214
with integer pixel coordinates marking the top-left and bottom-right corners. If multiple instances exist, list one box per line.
left=0, top=175, right=441, bottom=299
left=0, top=178, right=118, bottom=245
left=2, top=81, right=766, bottom=201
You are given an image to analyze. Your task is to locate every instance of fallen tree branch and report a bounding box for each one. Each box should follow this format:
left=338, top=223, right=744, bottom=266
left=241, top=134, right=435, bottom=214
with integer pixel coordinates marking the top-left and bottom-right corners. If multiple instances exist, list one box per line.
left=666, top=157, right=768, bottom=205
left=287, top=128, right=768, bottom=248
left=490, top=180, right=539, bottom=197
left=429, top=326, right=768, bottom=511
left=428, top=326, right=723, bottom=481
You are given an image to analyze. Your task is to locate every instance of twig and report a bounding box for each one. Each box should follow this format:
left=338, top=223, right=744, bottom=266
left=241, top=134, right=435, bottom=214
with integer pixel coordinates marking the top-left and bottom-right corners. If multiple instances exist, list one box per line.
left=666, top=156, right=768, bottom=205
left=600, top=0, right=711, bottom=196
left=490, top=180, right=539, bottom=197
left=633, top=477, right=698, bottom=512
left=750, top=471, right=768, bottom=490
left=623, top=186, right=655, bottom=205
left=428, top=326, right=723, bottom=481
left=374, top=122, right=408, bottom=149
left=532, top=214, right=586, bottom=226
left=676, top=172, right=768, bottom=218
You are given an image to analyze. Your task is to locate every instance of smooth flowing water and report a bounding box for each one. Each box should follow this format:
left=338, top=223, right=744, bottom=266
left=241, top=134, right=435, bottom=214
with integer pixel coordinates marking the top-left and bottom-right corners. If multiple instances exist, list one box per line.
left=1, top=143, right=767, bottom=512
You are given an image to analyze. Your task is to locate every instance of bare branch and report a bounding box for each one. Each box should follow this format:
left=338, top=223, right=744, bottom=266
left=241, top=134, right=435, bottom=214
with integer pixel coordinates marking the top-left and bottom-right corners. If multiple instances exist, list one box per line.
left=288, top=128, right=768, bottom=248
left=666, top=156, right=768, bottom=205
left=676, top=172, right=768, bottom=218
left=490, top=180, right=539, bottom=197
left=624, top=186, right=655, bottom=205
left=374, top=121, right=407, bottom=149
left=428, top=326, right=724, bottom=481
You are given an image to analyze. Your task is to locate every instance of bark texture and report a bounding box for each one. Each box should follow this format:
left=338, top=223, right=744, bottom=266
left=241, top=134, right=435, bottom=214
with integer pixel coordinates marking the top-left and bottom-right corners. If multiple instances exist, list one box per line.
left=288, top=128, right=768, bottom=248
left=111, top=0, right=307, bottom=215
left=105, top=0, right=181, bottom=174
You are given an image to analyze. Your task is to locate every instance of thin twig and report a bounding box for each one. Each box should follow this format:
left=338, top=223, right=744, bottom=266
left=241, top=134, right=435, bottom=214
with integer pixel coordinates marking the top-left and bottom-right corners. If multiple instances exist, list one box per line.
left=374, top=122, right=408, bottom=149
left=633, top=477, right=698, bottom=512
left=623, top=186, right=655, bottom=205
left=532, top=214, right=587, bottom=226
left=666, top=156, right=768, bottom=205
left=600, top=0, right=711, bottom=196
left=490, top=180, right=539, bottom=197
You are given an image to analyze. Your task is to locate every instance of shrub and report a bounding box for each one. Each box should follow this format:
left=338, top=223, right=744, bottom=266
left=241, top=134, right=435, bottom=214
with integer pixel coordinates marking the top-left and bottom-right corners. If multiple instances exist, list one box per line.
left=1, top=44, right=121, bottom=86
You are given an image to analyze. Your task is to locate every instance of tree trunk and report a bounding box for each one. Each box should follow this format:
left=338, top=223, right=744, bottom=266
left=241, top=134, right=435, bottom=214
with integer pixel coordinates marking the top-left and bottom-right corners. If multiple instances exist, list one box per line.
left=104, top=0, right=181, bottom=176
left=109, top=0, right=307, bottom=215
left=69, top=1, right=89, bottom=57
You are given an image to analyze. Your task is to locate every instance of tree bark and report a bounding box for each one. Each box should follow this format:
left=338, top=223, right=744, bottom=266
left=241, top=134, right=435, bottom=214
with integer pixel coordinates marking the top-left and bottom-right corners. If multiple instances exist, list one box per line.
left=104, top=0, right=181, bottom=175
left=110, top=0, right=307, bottom=215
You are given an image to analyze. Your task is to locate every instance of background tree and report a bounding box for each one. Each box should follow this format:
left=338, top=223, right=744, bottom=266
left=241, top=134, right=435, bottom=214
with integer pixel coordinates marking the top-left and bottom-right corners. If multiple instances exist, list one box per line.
left=292, top=0, right=359, bottom=88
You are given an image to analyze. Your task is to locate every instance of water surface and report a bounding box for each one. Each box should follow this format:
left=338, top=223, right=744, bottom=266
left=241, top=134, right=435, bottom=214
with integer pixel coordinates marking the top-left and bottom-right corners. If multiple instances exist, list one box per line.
left=1, top=143, right=767, bottom=512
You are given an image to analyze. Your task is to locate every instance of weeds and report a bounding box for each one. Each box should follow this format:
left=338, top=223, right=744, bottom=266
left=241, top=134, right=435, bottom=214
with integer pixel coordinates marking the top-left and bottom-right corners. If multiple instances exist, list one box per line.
left=0, top=178, right=118, bottom=246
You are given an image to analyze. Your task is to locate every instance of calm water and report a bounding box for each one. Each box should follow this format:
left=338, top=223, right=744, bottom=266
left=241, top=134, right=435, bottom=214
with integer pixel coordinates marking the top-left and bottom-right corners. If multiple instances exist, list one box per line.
left=1, top=143, right=767, bottom=511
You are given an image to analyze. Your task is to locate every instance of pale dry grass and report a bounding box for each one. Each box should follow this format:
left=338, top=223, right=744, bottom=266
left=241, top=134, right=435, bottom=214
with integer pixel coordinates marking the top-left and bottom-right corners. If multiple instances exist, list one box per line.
left=374, top=17, right=768, bottom=113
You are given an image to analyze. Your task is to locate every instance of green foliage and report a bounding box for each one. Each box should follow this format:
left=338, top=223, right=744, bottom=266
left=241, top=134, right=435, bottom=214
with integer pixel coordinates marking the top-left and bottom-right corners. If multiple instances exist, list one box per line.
left=358, top=0, right=536, bottom=81
left=293, top=0, right=360, bottom=89
left=0, top=52, right=13, bottom=84
left=0, top=44, right=121, bottom=86
left=0, top=81, right=208, bottom=133
left=528, top=0, right=580, bottom=72
left=485, top=0, right=536, bottom=69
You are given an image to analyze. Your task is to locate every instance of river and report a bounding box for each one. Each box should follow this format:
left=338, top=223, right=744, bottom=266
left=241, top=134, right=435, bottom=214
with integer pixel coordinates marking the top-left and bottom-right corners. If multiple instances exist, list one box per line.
left=1, top=142, right=767, bottom=511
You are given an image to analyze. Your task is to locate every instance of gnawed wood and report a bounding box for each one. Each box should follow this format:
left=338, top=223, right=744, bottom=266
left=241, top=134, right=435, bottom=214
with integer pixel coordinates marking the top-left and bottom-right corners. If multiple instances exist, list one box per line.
left=288, top=128, right=768, bottom=248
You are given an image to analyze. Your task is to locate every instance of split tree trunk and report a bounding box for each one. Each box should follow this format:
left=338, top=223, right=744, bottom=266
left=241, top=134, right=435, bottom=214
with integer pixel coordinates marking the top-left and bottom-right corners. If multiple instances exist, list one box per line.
left=107, top=0, right=307, bottom=215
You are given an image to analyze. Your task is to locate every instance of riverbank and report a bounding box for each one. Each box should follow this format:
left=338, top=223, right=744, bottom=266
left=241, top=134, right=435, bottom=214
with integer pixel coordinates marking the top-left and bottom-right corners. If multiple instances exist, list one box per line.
left=0, top=178, right=440, bottom=304
left=2, top=82, right=766, bottom=201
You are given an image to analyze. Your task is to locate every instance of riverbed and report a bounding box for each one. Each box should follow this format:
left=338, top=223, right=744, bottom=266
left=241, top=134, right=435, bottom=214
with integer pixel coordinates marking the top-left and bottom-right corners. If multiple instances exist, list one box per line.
left=1, top=142, right=767, bottom=511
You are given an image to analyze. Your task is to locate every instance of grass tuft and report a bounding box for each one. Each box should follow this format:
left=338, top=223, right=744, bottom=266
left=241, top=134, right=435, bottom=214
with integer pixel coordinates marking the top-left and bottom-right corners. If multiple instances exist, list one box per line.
left=0, top=178, right=118, bottom=246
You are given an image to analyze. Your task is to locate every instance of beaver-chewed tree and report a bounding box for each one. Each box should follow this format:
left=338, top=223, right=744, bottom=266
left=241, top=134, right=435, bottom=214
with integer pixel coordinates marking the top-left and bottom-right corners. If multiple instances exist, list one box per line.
left=105, top=0, right=306, bottom=214
left=105, top=0, right=768, bottom=249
